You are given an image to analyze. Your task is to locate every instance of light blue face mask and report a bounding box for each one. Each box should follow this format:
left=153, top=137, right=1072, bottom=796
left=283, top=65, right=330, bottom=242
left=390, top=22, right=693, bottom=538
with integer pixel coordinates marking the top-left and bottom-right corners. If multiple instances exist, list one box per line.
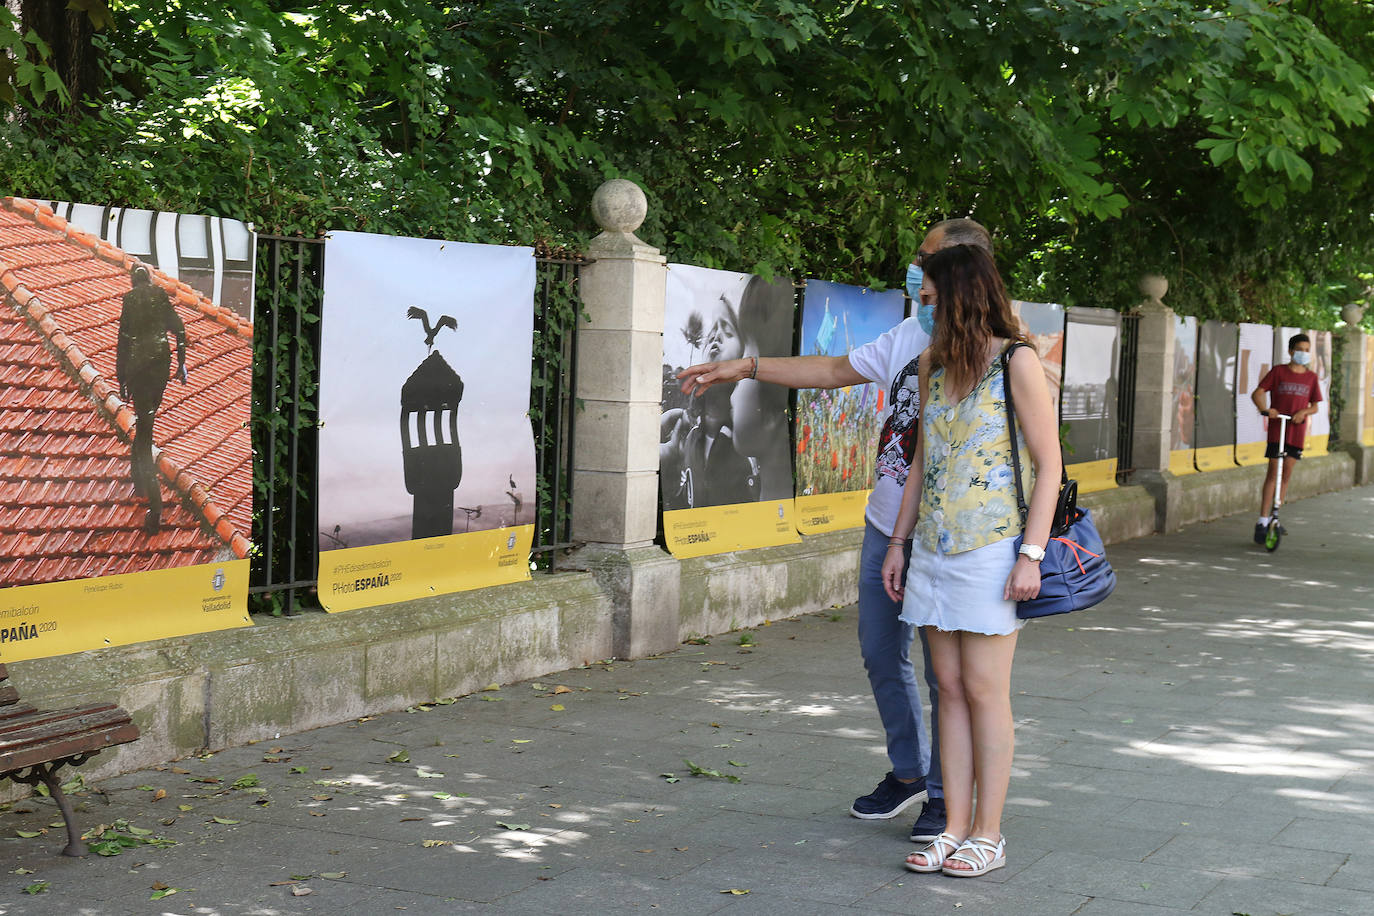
left=906, top=263, right=937, bottom=335
left=905, top=263, right=923, bottom=299
left=1291, top=350, right=1312, bottom=366
left=917, top=302, right=936, bottom=336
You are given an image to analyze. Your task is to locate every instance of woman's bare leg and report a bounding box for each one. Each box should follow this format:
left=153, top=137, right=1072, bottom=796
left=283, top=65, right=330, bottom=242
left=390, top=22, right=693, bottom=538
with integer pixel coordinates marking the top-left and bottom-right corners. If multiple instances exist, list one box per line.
left=946, top=630, right=1018, bottom=869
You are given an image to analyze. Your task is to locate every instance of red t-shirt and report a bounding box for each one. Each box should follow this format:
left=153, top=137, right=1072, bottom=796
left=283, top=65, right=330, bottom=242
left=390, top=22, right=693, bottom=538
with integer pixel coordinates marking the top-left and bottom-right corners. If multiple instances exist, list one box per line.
left=1257, top=364, right=1323, bottom=447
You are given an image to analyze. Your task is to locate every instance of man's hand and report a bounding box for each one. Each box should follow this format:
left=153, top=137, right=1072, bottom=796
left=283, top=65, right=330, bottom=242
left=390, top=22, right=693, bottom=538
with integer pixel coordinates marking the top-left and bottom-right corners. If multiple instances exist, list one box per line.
left=677, top=358, right=750, bottom=397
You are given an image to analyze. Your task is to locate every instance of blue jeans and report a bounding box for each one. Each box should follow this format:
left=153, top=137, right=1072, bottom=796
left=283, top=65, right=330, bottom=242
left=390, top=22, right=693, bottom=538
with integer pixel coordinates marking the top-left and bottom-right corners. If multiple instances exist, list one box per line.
left=858, top=522, right=941, bottom=797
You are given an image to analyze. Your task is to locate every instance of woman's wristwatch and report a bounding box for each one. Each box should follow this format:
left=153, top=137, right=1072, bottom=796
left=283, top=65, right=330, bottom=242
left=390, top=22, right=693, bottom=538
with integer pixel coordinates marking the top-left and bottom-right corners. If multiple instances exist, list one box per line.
left=1017, top=543, right=1045, bottom=563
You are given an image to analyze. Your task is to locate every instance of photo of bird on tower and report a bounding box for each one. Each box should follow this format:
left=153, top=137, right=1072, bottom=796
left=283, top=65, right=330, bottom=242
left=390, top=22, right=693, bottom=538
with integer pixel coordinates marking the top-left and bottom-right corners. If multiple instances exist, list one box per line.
left=316, top=230, right=536, bottom=591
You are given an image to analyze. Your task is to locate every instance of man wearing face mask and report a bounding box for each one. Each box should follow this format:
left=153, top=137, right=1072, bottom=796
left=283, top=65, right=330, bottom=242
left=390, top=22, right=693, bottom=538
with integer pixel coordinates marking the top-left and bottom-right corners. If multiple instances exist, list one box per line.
left=1250, top=333, right=1323, bottom=544
left=677, top=219, right=993, bottom=844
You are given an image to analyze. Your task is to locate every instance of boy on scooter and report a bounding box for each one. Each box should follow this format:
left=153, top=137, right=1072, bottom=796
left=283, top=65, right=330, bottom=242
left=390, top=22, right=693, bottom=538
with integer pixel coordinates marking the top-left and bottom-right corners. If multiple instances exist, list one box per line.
left=1250, top=333, right=1323, bottom=544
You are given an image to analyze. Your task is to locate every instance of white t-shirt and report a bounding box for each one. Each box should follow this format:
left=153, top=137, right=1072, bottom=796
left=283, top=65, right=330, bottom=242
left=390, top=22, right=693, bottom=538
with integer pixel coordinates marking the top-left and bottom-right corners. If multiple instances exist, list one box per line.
left=848, top=318, right=932, bottom=536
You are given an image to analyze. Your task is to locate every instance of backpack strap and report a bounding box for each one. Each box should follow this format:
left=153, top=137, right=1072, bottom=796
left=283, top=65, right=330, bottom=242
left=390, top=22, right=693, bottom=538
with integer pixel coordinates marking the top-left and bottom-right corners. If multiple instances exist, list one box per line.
left=1000, top=341, right=1068, bottom=529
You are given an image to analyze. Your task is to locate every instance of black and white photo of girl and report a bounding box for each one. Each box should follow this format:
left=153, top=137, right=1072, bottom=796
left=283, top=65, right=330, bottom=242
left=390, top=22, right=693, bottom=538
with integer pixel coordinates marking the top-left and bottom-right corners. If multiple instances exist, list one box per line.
left=660, top=266, right=794, bottom=511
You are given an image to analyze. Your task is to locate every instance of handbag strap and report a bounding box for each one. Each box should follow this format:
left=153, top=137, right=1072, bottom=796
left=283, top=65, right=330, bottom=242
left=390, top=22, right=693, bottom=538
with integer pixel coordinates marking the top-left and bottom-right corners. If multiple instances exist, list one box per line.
left=1000, top=341, right=1068, bottom=527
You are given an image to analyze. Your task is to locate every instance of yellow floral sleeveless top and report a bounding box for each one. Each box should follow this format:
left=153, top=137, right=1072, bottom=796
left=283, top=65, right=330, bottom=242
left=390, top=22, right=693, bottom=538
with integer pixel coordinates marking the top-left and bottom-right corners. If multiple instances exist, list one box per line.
left=915, top=352, right=1033, bottom=554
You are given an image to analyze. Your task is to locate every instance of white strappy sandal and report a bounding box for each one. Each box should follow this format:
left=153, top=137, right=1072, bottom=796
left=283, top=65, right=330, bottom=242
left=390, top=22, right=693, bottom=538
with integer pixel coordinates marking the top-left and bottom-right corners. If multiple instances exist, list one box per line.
left=904, top=831, right=963, bottom=873
left=941, top=835, right=1006, bottom=877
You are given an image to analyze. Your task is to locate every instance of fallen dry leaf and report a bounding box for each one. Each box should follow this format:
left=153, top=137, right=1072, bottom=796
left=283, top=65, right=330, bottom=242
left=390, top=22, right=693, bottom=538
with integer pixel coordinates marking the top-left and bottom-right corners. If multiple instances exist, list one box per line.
left=153, top=789, right=167, bottom=801
left=549, top=704, right=565, bottom=711
left=720, top=889, right=750, bottom=895
left=291, top=885, right=313, bottom=897
left=170, top=767, right=191, bottom=775
left=422, top=839, right=450, bottom=848
left=552, top=685, right=572, bottom=695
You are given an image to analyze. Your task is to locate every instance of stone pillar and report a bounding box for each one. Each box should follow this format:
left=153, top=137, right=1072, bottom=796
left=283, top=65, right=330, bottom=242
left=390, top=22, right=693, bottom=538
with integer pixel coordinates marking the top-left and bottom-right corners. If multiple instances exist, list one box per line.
left=1130, top=275, right=1175, bottom=473
left=572, top=179, right=666, bottom=549
left=566, top=180, right=681, bottom=658
left=1337, top=305, right=1367, bottom=444
left=1336, top=304, right=1371, bottom=484
left=1127, top=275, right=1184, bottom=532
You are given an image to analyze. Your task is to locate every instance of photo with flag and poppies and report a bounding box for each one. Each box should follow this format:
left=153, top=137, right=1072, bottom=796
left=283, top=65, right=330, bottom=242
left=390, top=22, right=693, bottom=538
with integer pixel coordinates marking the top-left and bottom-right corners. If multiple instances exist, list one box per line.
left=794, top=280, right=905, bottom=501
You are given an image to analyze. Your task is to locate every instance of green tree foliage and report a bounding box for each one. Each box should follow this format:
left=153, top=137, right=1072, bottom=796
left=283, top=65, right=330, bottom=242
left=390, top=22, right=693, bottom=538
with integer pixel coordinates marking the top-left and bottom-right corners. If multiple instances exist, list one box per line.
left=0, top=1, right=1369, bottom=323
left=1014, top=0, right=1374, bottom=325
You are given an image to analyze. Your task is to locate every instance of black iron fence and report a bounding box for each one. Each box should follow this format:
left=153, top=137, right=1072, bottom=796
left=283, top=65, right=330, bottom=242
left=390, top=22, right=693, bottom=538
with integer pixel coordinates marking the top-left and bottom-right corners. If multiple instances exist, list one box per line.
left=529, top=257, right=586, bottom=563
left=246, top=242, right=1146, bottom=611
left=251, top=236, right=324, bottom=616
left=247, top=244, right=585, bottom=614
left=1115, top=312, right=1140, bottom=483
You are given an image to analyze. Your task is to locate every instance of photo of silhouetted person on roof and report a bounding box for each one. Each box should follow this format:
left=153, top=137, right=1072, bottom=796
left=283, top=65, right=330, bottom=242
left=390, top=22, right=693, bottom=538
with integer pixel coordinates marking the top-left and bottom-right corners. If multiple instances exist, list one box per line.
left=116, top=265, right=187, bottom=533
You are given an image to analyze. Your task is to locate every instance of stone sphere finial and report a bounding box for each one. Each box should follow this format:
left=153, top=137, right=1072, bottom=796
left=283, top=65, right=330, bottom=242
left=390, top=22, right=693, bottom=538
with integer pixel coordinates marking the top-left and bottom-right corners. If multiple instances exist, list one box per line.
left=1139, top=274, right=1168, bottom=303
left=1341, top=303, right=1365, bottom=326
left=592, top=179, right=647, bottom=234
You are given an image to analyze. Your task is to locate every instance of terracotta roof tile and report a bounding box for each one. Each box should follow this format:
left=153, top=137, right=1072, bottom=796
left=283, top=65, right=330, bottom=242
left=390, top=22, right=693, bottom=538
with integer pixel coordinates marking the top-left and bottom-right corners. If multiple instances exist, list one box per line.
left=0, top=197, right=254, bottom=589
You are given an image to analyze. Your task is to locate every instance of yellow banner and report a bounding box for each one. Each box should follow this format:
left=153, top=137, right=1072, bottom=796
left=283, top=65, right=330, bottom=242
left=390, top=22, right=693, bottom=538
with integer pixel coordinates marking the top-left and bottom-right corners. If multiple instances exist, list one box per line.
left=0, top=560, right=251, bottom=663
left=1364, top=426, right=1374, bottom=448
left=1235, top=441, right=1267, bottom=466
left=1168, top=449, right=1197, bottom=475
left=664, top=500, right=801, bottom=559
left=319, top=525, right=533, bottom=612
left=1304, top=433, right=1328, bottom=458
left=1066, top=458, right=1117, bottom=493
left=1194, top=444, right=1235, bottom=472
left=794, top=491, right=868, bottom=535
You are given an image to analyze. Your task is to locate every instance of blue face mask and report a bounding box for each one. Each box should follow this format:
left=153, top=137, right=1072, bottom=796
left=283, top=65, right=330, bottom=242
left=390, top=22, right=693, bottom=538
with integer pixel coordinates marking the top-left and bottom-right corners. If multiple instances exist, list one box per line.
left=906, top=264, right=936, bottom=335
left=917, top=303, right=936, bottom=336
left=905, top=263, right=923, bottom=299
left=1291, top=350, right=1312, bottom=366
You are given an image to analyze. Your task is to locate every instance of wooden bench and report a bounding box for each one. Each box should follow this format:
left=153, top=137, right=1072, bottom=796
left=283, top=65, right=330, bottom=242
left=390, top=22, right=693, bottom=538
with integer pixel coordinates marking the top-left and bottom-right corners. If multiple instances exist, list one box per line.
left=0, top=663, right=140, bottom=856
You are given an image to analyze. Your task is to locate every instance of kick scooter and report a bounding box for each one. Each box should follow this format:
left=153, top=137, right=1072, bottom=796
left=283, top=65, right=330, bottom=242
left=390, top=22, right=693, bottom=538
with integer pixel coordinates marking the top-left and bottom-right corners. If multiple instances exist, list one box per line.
left=1263, top=413, right=1291, bottom=552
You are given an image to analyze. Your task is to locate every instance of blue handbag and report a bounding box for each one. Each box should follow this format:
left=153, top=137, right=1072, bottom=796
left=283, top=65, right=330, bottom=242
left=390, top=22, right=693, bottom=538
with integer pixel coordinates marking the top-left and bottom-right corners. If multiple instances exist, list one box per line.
left=1001, top=345, right=1117, bottom=619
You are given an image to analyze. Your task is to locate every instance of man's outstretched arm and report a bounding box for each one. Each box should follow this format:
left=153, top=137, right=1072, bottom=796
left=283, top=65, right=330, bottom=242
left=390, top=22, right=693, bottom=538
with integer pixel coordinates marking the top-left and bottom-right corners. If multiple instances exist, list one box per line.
left=677, top=355, right=865, bottom=397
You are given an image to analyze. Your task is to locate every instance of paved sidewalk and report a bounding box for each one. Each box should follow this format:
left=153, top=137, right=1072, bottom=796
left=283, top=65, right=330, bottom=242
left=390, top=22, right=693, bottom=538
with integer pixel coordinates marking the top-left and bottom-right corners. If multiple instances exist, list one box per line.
left=2, top=485, right=1372, bottom=915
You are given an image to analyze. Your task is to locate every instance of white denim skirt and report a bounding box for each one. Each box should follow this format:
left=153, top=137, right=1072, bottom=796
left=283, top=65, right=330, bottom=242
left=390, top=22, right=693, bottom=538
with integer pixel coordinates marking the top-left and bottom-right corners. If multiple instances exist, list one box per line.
left=899, top=536, right=1026, bottom=636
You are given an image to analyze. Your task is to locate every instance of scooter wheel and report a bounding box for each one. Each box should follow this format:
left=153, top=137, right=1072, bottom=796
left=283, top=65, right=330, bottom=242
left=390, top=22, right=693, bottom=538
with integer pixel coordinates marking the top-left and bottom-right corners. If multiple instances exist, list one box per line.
left=1264, top=519, right=1282, bottom=552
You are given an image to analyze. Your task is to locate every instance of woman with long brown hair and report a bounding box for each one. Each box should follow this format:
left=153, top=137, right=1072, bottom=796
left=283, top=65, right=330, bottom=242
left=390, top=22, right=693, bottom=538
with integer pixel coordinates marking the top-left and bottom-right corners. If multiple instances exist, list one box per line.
left=880, top=244, right=1060, bottom=877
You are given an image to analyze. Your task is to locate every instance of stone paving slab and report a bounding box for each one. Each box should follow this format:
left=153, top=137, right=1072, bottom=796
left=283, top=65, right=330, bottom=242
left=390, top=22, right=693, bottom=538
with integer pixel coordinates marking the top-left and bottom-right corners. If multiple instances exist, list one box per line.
left=1, top=484, right=1371, bottom=915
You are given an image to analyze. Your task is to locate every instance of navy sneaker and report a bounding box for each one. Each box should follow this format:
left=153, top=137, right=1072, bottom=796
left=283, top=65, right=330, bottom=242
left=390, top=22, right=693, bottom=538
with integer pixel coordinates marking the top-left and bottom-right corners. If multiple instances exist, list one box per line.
left=1253, top=523, right=1266, bottom=545
left=909, top=796, right=947, bottom=843
left=850, top=772, right=927, bottom=820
